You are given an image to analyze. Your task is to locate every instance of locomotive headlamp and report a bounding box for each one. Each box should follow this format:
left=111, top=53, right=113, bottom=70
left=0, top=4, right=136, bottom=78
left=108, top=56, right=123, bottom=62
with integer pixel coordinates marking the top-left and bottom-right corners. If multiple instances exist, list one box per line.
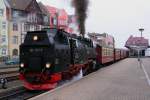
left=46, top=63, right=51, bottom=68
left=33, top=36, right=38, bottom=41
left=20, top=63, right=24, bottom=68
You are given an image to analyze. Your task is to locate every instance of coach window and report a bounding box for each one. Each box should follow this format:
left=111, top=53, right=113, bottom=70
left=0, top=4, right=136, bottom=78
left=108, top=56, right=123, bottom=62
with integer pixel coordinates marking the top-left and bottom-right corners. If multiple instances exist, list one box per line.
left=102, top=48, right=104, bottom=56
left=109, top=49, right=111, bottom=56
left=103, top=48, right=106, bottom=56
left=105, top=48, right=107, bottom=56
left=107, top=49, right=109, bottom=56
left=104, top=48, right=107, bottom=56
left=104, top=49, right=105, bottom=56
left=106, top=48, right=108, bottom=56
left=108, top=48, right=109, bottom=56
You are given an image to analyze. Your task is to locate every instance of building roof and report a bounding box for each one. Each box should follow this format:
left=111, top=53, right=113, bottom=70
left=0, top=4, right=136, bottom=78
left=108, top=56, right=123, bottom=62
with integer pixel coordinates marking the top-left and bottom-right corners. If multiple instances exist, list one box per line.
left=38, top=2, right=49, bottom=15
left=125, top=35, right=149, bottom=48
left=46, top=5, right=68, bottom=20
left=46, top=5, right=58, bottom=15
left=88, top=32, right=114, bottom=47
left=6, top=0, right=32, bottom=10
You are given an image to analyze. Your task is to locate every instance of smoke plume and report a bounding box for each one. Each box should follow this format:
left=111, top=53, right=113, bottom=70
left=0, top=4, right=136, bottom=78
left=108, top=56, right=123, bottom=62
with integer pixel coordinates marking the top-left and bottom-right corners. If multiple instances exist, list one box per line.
left=72, top=0, right=89, bottom=36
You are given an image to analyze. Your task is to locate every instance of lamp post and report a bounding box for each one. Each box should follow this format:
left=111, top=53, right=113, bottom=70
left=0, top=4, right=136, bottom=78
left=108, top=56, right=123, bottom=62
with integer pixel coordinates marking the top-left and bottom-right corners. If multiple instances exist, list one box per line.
left=139, top=28, right=144, bottom=38
left=138, top=28, right=144, bottom=59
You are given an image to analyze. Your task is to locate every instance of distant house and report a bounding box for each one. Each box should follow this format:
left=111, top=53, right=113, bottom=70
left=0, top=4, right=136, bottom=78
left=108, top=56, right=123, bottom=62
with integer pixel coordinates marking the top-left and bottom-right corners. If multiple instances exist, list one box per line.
left=88, top=32, right=115, bottom=48
left=145, top=47, right=150, bottom=57
left=0, top=0, right=8, bottom=57
left=58, top=9, right=68, bottom=31
left=46, top=6, right=58, bottom=28
left=46, top=6, right=69, bottom=32
left=125, top=35, right=149, bottom=56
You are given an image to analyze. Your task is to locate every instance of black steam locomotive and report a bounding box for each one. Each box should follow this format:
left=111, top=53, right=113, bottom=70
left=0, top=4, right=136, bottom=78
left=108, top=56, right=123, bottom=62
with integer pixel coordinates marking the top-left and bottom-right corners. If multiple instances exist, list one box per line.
left=19, top=28, right=96, bottom=90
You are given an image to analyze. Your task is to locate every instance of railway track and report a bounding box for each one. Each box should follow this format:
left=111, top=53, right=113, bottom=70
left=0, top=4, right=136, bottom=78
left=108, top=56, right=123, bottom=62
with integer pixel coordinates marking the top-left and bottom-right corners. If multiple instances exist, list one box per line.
left=0, top=70, right=84, bottom=100
left=5, top=73, right=19, bottom=82
left=0, top=65, right=18, bottom=69
left=0, top=68, right=18, bottom=75
left=0, top=80, right=76, bottom=100
left=0, top=67, right=19, bottom=82
left=0, top=86, right=46, bottom=100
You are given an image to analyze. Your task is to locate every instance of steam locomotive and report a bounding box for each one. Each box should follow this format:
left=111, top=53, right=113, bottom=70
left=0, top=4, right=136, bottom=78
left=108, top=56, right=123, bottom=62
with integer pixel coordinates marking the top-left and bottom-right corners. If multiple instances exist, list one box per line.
left=19, top=28, right=128, bottom=90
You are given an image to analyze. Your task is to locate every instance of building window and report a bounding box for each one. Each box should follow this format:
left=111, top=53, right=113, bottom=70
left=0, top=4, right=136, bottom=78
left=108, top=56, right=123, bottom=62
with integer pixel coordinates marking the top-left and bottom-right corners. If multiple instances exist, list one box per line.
left=2, top=22, right=6, bottom=29
left=0, top=9, right=4, bottom=16
left=35, top=25, right=40, bottom=30
left=2, top=35, right=6, bottom=43
left=51, top=17, right=57, bottom=26
left=24, top=23, right=29, bottom=32
left=12, top=10, right=20, bottom=18
left=44, top=16, right=49, bottom=23
left=12, top=49, right=18, bottom=56
left=2, top=48, right=6, bottom=55
left=13, top=23, right=18, bottom=31
left=12, top=36, right=18, bottom=44
left=30, top=25, right=34, bottom=31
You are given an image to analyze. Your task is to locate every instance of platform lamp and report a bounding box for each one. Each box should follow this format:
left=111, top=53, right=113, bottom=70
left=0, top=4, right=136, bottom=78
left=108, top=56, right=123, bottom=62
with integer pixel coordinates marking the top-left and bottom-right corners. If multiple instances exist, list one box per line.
left=139, top=28, right=144, bottom=38
left=138, top=28, right=144, bottom=58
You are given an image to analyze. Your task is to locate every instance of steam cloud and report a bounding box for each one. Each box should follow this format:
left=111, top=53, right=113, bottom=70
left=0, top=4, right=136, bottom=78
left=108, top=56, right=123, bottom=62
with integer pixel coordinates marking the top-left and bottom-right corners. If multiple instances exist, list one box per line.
left=72, top=0, right=89, bottom=36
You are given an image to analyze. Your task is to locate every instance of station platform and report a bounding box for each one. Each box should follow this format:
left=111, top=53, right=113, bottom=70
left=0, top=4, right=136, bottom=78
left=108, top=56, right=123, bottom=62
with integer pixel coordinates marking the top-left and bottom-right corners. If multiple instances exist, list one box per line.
left=30, top=58, right=150, bottom=100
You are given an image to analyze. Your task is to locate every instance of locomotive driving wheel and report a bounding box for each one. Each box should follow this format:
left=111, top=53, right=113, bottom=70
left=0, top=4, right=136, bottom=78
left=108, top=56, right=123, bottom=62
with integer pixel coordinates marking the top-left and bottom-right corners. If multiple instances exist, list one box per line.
left=89, top=60, right=97, bottom=72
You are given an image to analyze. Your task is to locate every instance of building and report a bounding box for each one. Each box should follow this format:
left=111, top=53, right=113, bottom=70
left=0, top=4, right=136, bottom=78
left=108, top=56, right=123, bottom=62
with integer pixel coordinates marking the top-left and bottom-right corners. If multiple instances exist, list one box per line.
left=125, top=35, right=149, bottom=56
left=46, top=6, right=58, bottom=28
left=46, top=6, right=69, bottom=32
left=145, top=47, right=150, bottom=57
left=5, top=0, right=49, bottom=57
left=38, top=2, right=49, bottom=28
left=0, top=0, right=8, bottom=57
left=57, top=9, right=68, bottom=31
left=88, top=32, right=115, bottom=48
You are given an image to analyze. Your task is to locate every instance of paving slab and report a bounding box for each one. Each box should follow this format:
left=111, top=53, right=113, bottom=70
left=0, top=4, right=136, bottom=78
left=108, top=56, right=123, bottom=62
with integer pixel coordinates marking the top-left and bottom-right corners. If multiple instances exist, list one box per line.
left=30, top=58, right=150, bottom=100
left=141, top=58, right=150, bottom=77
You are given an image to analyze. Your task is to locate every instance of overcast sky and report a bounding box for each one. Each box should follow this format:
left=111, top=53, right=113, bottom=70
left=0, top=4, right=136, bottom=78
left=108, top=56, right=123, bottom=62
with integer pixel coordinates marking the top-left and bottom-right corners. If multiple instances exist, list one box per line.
left=38, top=0, right=150, bottom=48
